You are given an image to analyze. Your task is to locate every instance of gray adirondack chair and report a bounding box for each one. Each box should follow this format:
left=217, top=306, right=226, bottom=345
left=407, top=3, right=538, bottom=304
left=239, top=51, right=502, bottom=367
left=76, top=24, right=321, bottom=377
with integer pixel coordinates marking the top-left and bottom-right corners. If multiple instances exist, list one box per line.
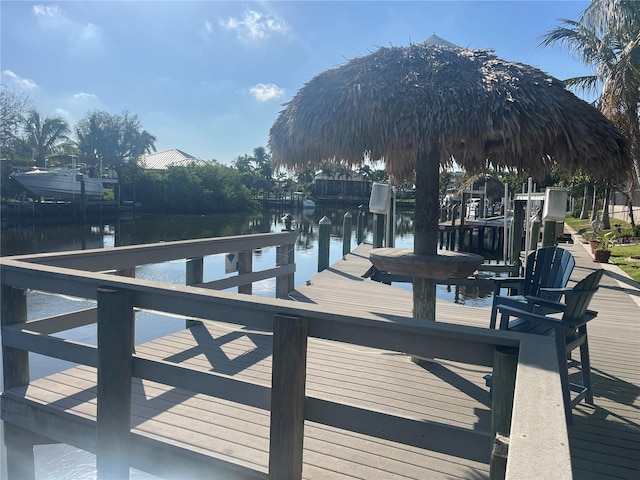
left=495, top=269, right=604, bottom=424
left=489, top=246, right=575, bottom=329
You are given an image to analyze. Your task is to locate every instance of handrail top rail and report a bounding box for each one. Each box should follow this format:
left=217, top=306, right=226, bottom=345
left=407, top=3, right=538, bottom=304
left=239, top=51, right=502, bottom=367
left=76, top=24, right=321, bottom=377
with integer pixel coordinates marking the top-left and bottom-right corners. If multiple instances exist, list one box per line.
left=6, top=230, right=299, bottom=272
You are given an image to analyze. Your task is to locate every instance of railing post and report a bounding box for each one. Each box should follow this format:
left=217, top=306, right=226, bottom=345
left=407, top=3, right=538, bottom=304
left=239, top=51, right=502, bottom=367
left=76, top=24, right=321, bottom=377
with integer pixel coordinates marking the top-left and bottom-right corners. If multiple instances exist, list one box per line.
left=490, top=346, right=518, bottom=480
left=276, top=244, right=292, bottom=298
left=2, top=284, right=36, bottom=480
left=542, top=220, right=556, bottom=247
left=356, top=209, right=365, bottom=244
left=318, top=216, right=331, bottom=272
left=186, top=257, right=204, bottom=327
left=269, top=314, right=308, bottom=480
left=2, top=284, right=29, bottom=389
left=342, top=211, right=352, bottom=256
left=373, top=213, right=385, bottom=248
left=97, top=287, right=134, bottom=480
left=238, top=250, right=253, bottom=294
left=509, top=200, right=526, bottom=264
left=387, top=195, right=395, bottom=247
left=287, top=240, right=295, bottom=293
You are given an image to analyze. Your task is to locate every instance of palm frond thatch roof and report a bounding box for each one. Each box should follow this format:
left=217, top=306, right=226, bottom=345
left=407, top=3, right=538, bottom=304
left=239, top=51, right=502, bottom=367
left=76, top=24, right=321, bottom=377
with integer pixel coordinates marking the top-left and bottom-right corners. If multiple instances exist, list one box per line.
left=269, top=43, right=629, bottom=182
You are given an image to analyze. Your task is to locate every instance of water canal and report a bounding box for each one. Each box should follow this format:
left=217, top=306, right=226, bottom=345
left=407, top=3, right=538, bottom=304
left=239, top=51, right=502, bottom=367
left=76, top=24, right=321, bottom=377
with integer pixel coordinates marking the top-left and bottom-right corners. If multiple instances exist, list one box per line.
left=1, top=206, right=496, bottom=479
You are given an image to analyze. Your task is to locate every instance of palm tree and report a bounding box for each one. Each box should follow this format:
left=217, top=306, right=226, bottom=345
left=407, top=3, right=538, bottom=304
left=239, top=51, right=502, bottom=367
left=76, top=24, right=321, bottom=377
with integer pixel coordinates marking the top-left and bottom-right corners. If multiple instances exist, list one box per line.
left=541, top=0, right=640, bottom=225
left=21, top=109, right=71, bottom=167
left=357, top=165, right=373, bottom=197
left=318, top=163, right=335, bottom=197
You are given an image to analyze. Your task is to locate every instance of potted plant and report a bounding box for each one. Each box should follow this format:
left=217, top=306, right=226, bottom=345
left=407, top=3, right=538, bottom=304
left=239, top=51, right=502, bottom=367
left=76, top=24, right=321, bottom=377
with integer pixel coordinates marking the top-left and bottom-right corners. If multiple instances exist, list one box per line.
left=584, top=232, right=601, bottom=254
left=594, top=231, right=617, bottom=263
left=589, top=237, right=601, bottom=254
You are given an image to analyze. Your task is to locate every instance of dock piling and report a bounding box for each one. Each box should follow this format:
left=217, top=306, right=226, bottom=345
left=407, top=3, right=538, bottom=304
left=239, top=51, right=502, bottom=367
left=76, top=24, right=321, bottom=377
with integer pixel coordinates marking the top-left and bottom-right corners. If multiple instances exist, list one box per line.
left=318, top=216, right=331, bottom=271
left=356, top=207, right=365, bottom=245
left=342, top=211, right=352, bottom=256
left=373, top=213, right=385, bottom=248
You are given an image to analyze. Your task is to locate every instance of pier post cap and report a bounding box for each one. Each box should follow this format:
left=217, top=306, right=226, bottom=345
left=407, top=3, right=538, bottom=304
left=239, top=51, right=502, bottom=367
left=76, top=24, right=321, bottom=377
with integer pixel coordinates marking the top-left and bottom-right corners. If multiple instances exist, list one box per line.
left=319, top=216, right=331, bottom=225
left=343, top=211, right=352, bottom=219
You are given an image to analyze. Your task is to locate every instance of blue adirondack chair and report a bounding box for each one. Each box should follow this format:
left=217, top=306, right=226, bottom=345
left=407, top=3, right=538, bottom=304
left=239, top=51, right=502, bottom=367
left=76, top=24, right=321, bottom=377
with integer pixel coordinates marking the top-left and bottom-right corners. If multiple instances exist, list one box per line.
left=495, top=269, right=604, bottom=424
left=489, top=246, right=575, bottom=329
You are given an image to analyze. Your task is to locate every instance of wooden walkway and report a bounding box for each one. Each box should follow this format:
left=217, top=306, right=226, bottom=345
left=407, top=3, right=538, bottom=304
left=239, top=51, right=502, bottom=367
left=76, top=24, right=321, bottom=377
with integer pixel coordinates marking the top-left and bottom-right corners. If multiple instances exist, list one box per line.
left=292, top=240, right=640, bottom=479
left=292, top=242, right=640, bottom=480
left=2, top=237, right=639, bottom=479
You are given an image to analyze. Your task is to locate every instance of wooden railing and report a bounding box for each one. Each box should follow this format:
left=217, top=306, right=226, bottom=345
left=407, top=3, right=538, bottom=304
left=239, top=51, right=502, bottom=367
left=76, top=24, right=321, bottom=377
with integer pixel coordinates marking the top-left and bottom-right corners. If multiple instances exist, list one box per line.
left=11, top=230, right=298, bottom=297
left=1, top=232, right=572, bottom=480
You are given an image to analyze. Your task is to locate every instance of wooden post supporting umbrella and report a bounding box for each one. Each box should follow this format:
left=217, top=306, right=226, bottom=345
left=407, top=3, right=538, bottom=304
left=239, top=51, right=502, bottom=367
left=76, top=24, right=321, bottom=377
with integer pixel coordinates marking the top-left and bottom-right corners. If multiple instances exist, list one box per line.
left=269, top=43, right=629, bottom=320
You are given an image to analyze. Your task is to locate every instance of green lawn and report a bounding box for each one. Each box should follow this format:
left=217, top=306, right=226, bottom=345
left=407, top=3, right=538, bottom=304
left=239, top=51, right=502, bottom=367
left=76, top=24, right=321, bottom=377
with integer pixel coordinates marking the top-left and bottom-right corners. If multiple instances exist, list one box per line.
left=564, top=216, right=640, bottom=284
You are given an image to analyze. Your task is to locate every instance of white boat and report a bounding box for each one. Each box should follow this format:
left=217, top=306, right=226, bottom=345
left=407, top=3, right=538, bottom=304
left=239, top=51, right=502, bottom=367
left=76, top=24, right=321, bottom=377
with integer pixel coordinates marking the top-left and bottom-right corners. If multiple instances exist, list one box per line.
left=11, top=165, right=107, bottom=199
left=302, top=199, right=315, bottom=209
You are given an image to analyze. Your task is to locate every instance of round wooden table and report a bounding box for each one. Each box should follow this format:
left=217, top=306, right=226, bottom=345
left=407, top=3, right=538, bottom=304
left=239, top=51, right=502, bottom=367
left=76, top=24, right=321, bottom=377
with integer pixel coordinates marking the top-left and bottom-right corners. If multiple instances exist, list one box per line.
left=369, top=248, right=484, bottom=281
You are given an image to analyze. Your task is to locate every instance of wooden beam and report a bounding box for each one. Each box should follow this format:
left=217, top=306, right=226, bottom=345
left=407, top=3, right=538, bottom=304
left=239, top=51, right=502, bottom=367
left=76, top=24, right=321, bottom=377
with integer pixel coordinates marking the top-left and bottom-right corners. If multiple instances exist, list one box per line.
left=238, top=250, right=253, bottom=295
left=21, top=308, right=97, bottom=334
left=97, top=287, right=135, bottom=480
left=269, top=314, right=308, bottom=479
left=198, top=264, right=295, bottom=292
left=305, top=397, right=490, bottom=463
left=506, top=338, right=571, bottom=480
left=275, top=244, right=290, bottom=298
left=2, top=327, right=97, bottom=366
left=132, top=356, right=270, bottom=411
left=14, top=231, right=298, bottom=272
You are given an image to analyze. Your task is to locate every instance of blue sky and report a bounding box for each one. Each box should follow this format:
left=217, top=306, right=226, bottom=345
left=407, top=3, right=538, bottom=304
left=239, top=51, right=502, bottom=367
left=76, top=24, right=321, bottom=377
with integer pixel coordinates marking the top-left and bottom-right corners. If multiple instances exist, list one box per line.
left=1, top=1, right=592, bottom=165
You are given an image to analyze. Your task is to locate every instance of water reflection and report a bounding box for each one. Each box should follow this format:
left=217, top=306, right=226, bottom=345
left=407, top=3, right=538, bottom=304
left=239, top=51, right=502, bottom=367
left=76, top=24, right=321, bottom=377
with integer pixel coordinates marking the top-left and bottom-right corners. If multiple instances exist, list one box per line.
left=1, top=207, right=500, bottom=307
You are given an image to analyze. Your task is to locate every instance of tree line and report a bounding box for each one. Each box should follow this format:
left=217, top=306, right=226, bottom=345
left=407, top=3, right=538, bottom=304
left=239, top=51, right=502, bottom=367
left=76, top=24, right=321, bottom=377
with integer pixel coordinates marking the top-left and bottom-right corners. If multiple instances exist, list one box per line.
left=0, top=92, right=255, bottom=212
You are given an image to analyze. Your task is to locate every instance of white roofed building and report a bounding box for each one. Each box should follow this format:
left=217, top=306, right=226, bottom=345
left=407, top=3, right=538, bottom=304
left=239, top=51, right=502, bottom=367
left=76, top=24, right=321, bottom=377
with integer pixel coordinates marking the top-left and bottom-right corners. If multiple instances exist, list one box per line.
left=139, top=149, right=205, bottom=170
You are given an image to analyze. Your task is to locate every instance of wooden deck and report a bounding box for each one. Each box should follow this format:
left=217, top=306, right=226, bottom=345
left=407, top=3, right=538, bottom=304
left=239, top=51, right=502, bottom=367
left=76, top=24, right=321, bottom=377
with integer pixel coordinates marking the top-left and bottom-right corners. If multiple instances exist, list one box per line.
left=2, top=234, right=639, bottom=479
left=290, top=240, right=640, bottom=479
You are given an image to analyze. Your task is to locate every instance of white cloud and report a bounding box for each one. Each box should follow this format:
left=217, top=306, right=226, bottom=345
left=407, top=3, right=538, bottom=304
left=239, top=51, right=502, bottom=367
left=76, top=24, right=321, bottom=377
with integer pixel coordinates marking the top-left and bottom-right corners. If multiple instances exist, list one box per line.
left=73, top=92, right=97, bottom=100
left=204, top=20, right=214, bottom=34
left=250, top=83, right=285, bottom=102
left=32, top=4, right=104, bottom=51
left=80, top=22, right=103, bottom=44
left=221, top=9, right=287, bottom=41
left=33, top=4, right=61, bottom=21
left=55, top=107, right=70, bottom=118
left=2, top=70, right=38, bottom=90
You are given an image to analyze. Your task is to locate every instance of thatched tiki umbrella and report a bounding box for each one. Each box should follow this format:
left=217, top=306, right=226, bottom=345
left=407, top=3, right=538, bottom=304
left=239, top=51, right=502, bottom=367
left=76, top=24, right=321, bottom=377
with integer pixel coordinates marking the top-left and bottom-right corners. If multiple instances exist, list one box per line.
left=269, top=43, right=628, bottom=320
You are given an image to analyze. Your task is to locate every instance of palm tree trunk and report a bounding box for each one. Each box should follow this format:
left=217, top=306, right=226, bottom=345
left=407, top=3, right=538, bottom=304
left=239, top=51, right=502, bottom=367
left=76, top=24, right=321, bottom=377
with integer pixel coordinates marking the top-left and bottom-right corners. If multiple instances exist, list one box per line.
left=590, top=187, right=598, bottom=221
left=627, top=195, right=636, bottom=228
left=602, top=186, right=611, bottom=229
left=579, top=185, right=589, bottom=219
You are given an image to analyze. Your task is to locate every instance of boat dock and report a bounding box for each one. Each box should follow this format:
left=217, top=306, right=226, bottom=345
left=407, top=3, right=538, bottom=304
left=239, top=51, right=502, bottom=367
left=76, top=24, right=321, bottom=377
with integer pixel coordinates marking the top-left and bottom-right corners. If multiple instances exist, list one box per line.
left=1, top=232, right=638, bottom=479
